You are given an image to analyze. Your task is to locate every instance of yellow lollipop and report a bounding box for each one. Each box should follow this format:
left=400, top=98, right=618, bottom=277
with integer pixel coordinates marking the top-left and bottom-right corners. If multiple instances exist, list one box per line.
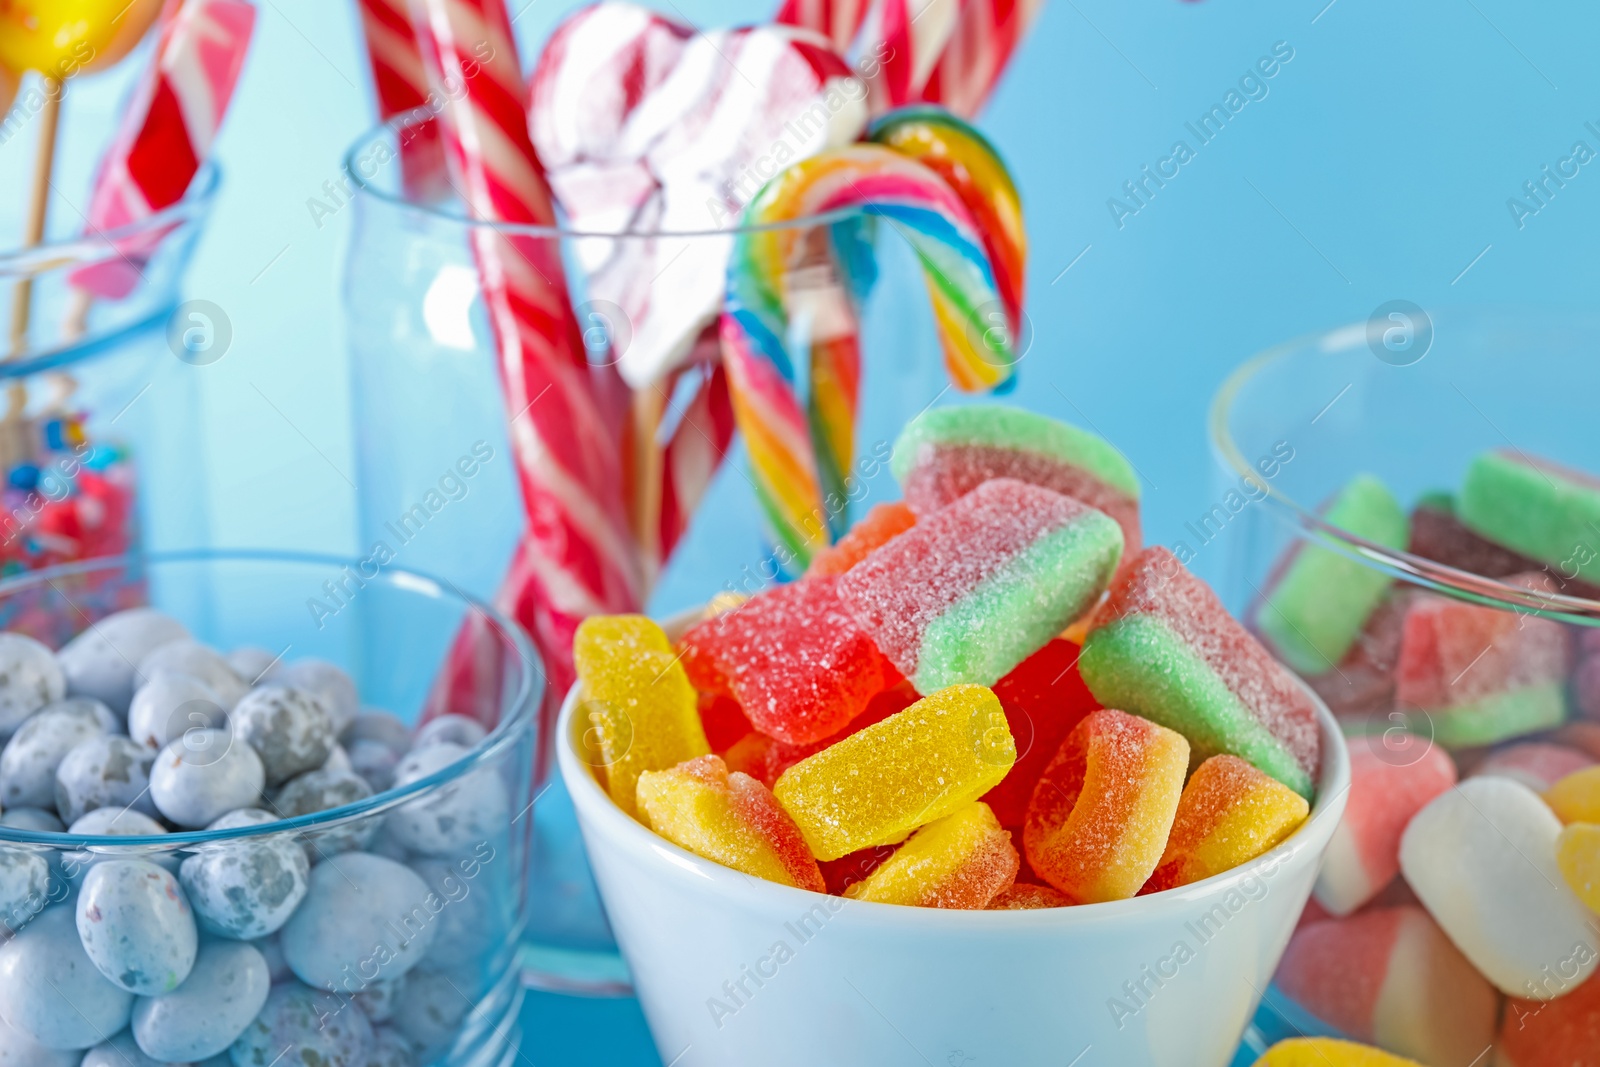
left=0, top=0, right=165, bottom=78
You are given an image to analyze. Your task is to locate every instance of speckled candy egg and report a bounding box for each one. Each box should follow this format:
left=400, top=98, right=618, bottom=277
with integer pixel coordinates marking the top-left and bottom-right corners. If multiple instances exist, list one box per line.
left=139, top=641, right=249, bottom=710
left=392, top=969, right=467, bottom=1058
left=150, top=730, right=265, bottom=828
left=0, top=706, right=111, bottom=808
left=0, top=634, right=64, bottom=742
left=127, top=673, right=227, bottom=751
left=224, top=647, right=279, bottom=686
left=347, top=740, right=402, bottom=793
left=55, top=735, right=158, bottom=825
left=179, top=809, right=308, bottom=939
left=352, top=976, right=405, bottom=1024
left=279, top=852, right=436, bottom=989
left=68, top=809, right=167, bottom=835
left=411, top=714, right=485, bottom=751
left=44, top=697, right=121, bottom=733
left=0, top=1014, right=80, bottom=1067
left=323, top=744, right=353, bottom=774
left=132, top=939, right=270, bottom=1062
left=76, top=859, right=197, bottom=995
left=229, top=982, right=371, bottom=1067
left=80, top=1030, right=178, bottom=1067
left=274, top=660, right=359, bottom=736
left=385, top=743, right=509, bottom=856
left=410, top=854, right=507, bottom=971
left=0, top=847, right=50, bottom=933
left=366, top=1027, right=414, bottom=1067
left=227, top=687, right=333, bottom=787
left=58, top=609, right=188, bottom=716
left=0, top=906, right=134, bottom=1048
left=0, top=808, right=61, bottom=832
left=342, top=711, right=411, bottom=752
left=274, top=769, right=375, bottom=856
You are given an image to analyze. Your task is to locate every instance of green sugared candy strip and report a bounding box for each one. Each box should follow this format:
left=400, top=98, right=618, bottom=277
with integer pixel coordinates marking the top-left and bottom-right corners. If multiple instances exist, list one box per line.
left=1459, top=451, right=1600, bottom=584
left=914, top=508, right=1123, bottom=692
left=890, top=404, right=1141, bottom=500
left=1255, top=474, right=1409, bottom=675
left=1428, top=681, right=1568, bottom=749
left=1079, top=614, right=1315, bottom=798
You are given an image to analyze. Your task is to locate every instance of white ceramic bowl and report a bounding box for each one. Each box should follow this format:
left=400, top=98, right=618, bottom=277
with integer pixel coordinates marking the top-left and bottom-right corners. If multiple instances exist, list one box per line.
left=558, top=678, right=1350, bottom=1067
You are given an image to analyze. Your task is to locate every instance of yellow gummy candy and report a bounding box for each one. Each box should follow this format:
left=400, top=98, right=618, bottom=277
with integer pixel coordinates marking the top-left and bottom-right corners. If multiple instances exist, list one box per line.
left=1545, top=765, right=1600, bottom=824
left=1253, top=1038, right=1425, bottom=1066
left=573, top=615, right=709, bottom=818
left=1556, top=822, right=1600, bottom=914
left=843, top=801, right=1018, bottom=908
left=773, top=684, right=1015, bottom=861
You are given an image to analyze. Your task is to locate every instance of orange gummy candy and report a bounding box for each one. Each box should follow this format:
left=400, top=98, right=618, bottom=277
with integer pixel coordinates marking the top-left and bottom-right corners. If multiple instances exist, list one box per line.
left=987, top=883, right=1071, bottom=910
left=806, top=501, right=918, bottom=578
left=843, top=802, right=1018, bottom=908
left=1142, top=754, right=1309, bottom=894
left=636, top=755, right=825, bottom=892
left=1023, top=708, right=1188, bottom=903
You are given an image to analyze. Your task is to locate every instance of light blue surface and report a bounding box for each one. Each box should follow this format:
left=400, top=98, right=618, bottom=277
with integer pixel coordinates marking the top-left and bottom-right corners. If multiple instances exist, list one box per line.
left=7, top=1, right=1600, bottom=1063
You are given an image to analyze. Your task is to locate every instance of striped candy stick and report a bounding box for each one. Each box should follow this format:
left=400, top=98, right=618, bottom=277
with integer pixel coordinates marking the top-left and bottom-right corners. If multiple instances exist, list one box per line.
left=774, top=0, right=871, bottom=54
left=870, top=0, right=959, bottom=112
left=410, top=0, right=642, bottom=703
left=354, top=0, right=447, bottom=197
left=922, top=0, right=1047, bottom=117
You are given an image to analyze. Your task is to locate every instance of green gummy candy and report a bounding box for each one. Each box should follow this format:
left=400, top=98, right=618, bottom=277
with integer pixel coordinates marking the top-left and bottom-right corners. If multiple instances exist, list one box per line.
left=1459, top=450, right=1600, bottom=584
left=1078, top=615, right=1315, bottom=798
left=891, top=404, right=1141, bottom=500
left=1255, top=474, right=1409, bottom=676
left=1428, top=680, right=1568, bottom=749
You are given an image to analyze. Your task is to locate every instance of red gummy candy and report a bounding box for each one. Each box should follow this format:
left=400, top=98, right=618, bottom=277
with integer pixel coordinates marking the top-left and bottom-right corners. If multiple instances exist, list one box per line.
left=723, top=682, right=916, bottom=787
left=807, top=502, right=917, bottom=578
left=981, top=639, right=1102, bottom=827
left=698, top=692, right=753, bottom=753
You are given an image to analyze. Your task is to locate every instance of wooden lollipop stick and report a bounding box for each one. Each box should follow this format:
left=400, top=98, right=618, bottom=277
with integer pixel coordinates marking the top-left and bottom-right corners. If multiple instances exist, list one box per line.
left=627, top=383, right=667, bottom=592
left=9, top=76, right=63, bottom=357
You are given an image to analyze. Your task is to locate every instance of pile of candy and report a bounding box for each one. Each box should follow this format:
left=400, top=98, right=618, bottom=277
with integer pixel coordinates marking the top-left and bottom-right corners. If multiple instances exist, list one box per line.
left=0, top=608, right=513, bottom=1067
left=1251, top=453, right=1600, bottom=1065
left=573, top=403, right=1322, bottom=910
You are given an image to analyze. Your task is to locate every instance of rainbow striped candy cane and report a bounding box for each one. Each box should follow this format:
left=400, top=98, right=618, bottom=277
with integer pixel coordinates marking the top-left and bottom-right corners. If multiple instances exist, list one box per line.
left=722, top=136, right=1021, bottom=571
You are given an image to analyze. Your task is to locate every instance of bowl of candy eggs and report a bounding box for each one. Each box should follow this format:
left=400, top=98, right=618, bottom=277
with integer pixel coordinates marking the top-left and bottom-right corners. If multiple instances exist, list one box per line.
left=1211, top=308, right=1600, bottom=1065
left=0, top=550, right=538, bottom=1067
left=559, top=403, right=1351, bottom=1067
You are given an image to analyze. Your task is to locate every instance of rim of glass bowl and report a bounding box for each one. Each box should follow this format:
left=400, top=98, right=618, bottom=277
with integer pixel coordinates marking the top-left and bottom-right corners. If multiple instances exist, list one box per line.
left=0, top=162, right=221, bottom=379
left=0, top=548, right=539, bottom=849
left=1209, top=319, right=1600, bottom=625
left=344, top=109, right=864, bottom=239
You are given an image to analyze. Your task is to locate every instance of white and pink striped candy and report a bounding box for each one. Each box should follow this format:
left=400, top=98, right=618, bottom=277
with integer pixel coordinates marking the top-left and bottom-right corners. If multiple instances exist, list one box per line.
left=354, top=0, right=446, bottom=196
left=775, top=0, right=870, bottom=54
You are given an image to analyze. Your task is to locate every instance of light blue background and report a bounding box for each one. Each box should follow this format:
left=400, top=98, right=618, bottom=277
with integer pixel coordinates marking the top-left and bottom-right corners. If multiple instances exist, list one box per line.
left=5, top=0, right=1598, bottom=1062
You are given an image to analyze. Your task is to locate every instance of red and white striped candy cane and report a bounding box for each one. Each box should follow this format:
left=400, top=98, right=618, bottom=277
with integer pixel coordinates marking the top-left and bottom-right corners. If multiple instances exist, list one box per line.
left=774, top=0, right=870, bottom=54
left=868, top=0, right=958, bottom=113
left=922, top=0, right=1047, bottom=117
left=354, top=0, right=447, bottom=196
left=410, top=0, right=642, bottom=707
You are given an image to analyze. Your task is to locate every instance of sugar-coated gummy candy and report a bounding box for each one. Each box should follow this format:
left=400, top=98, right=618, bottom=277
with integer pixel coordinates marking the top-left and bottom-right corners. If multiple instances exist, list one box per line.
left=274, top=660, right=359, bottom=736
left=70, top=808, right=166, bottom=835
left=1399, top=776, right=1599, bottom=997
left=54, top=735, right=158, bottom=825
left=0, top=906, right=134, bottom=1048
left=228, top=686, right=336, bottom=788
left=1556, top=822, right=1600, bottom=914
left=638, top=755, right=824, bottom=891
left=81, top=1031, right=175, bottom=1067
left=385, top=742, right=508, bottom=855
left=133, top=939, right=271, bottom=1061
left=0, top=634, right=64, bottom=741
left=1080, top=546, right=1321, bottom=798
left=0, top=808, right=62, bottom=832
left=679, top=577, right=891, bottom=745
left=1302, top=589, right=1410, bottom=719
left=58, top=608, right=188, bottom=715
left=0, top=1013, right=82, bottom=1067
left=986, top=882, right=1070, bottom=909
left=1546, top=765, right=1600, bottom=824
left=279, top=852, right=436, bottom=990
left=1408, top=492, right=1556, bottom=582
left=127, top=672, right=228, bottom=751
left=696, top=692, right=752, bottom=753
left=773, top=684, right=1015, bottom=861
left=412, top=713, right=486, bottom=751
left=837, top=478, right=1123, bottom=693
left=805, top=501, right=917, bottom=578
left=843, top=801, right=1018, bottom=908
left=138, top=640, right=249, bottom=710
left=76, top=859, right=198, bottom=995
left=1142, top=754, right=1308, bottom=894
left=983, top=638, right=1101, bottom=828
left=1459, top=449, right=1600, bottom=585
left=723, top=683, right=914, bottom=788
left=1255, top=474, right=1408, bottom=674
left=572, top=615, right=709, bottom=818
left=890, top=404, right=1142, bottom=568
left=230, top=982, right=371, bottom=1067
left=1475, top=741, right=1594, bottom=793
left=1023, top=709, right=1188, bottom=903
left=150, top=730, right=265, bottom=828
left=1499, top=970, right=1600, bottom=1067
left=224, top=647, right=278, bottom=685
left=180, top=809, right=309, bottom=939
left=1252, top=1038, right=1425, bottom=1066
left=1276, top=905, right=1498, bottom=1067
left=0, top=706, right=110, bottom=808
left=1395, top=574, right=1571, bottom=748
left=1313, top=741, right=1456, bottom=916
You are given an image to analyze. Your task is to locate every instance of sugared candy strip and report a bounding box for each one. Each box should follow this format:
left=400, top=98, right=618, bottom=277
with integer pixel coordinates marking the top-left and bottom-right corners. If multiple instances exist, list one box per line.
left=1459, top=449, right=1600, bottom=585
left=1079, top=546, right=1322, bottom=798
left=981, top=638, right=1101, bottom=828
left=636, top=755, right=825, bottom=892
left=1141, top=754, right=1308, bottom=894
left=722, top=682, right=916, bottom=788
left=1254, top=474, right=1408, bottom=675
left=1023, top=708, right=1188, bottom=904
left=772, top=684, right=1015, bottom=861
left=842, top=801, right=1018, bottom=908
left=837, top=478, right=1123, bottom=693
left=805, top=502, right=916, bottom=578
